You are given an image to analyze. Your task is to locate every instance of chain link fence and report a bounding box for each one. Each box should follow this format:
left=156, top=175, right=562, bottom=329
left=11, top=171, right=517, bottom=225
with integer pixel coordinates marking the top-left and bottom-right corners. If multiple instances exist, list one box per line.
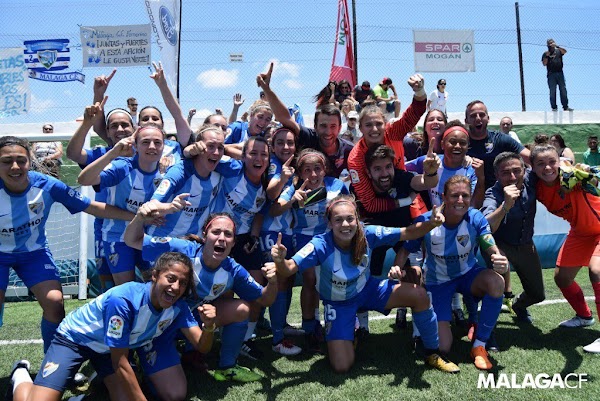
left=1, top=0, right=599, bottom=125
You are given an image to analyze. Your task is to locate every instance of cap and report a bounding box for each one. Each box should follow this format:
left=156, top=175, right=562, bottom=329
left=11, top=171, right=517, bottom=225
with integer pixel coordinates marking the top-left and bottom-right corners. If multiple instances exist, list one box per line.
left=361, top=80, right=370, bottom=89
left=347, top=111, right=359, bottom=120
left=381, top=77, right=392, bottom=85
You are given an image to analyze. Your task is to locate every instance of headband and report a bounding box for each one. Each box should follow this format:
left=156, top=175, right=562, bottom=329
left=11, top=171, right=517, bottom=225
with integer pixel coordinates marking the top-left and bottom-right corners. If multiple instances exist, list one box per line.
left=298, top=151, right=326, bottom=168
left=442, top=126, right=469, bottom=140
left=326, top=198, right=356, bottom=217
left=204, top=215, right=236, bottom=234
left=106, top=108, right=134, bottom=126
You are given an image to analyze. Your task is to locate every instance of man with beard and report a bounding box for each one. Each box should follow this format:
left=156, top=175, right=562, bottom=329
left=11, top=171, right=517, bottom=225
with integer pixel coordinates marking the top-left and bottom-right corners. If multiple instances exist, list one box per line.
left=257, top=63, right=353, bottom=178
left=464, top=100, right=530, bottom=190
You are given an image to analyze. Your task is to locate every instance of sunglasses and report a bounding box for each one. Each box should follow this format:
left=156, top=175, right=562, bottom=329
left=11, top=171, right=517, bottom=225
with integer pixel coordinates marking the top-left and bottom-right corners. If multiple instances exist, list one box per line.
left=43, top=127, right=53, bottom=131
left=439, top=83, right=446, bottom=86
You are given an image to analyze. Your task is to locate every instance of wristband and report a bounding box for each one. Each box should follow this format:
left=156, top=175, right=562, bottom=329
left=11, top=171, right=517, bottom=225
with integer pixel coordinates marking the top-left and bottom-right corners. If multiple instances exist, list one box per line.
left=426, top=171, right=438, bottom=177
left=501, top=201, right=510, bottom=214
left=203, top=323, right=217, bottom=333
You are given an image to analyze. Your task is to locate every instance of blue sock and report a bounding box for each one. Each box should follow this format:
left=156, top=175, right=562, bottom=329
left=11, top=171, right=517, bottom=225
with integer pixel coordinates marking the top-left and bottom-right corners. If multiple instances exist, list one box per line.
left=412, top=307, right=439, bottom=351
left=476, top=294, right=503, bottom=343
left=270, top=291, right=288, bottom=345
left=219, top=320, right=248, bottom=369
left=302, top=318, right=317, bottom=334
left=41, top=318, right=59, bottom=353
left=463, top=292, right=479, bottom=324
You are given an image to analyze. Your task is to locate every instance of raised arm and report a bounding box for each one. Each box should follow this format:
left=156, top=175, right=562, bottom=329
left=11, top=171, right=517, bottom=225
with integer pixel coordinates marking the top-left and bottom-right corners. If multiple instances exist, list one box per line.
left=410, top=138, right=440, bottom=191
left=67, top=97, right=108, bottom=165
left=270, top=232, right=299, bottom=277
left=257, top=63, right=300, bottom=135
left=228, top=93, right=245, bottom=124
left=77, top=136, right=134, bottom=186
left=150, top=61, right=192, bottom=146
left=92, top=69, right=117, bottom=144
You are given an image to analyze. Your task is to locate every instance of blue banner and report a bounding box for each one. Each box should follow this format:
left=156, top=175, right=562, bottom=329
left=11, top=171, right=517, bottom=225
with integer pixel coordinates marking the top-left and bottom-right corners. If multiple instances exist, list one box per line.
left=28, top=70, right=85, bottom=83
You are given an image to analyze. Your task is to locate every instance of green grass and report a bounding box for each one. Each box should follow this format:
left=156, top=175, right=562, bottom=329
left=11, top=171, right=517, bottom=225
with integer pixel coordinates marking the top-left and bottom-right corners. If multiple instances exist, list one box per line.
left=2, top=268, right=600, bottom=400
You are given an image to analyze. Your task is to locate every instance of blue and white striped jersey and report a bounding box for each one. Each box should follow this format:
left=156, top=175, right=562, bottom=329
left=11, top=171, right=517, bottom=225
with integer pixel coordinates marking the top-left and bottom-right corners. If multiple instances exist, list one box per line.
left=212, top=157, right=267, bottom=235
left=404, top=208, right=492, bottom=285
left=0, top=172, right=91, bottom=253
left=142, top=235, right=264, bottom=304
left=149, top=158, right=222, bottom=237
left=291, top=225, right=401, bottom=302
left=57, top=281, right=195, bottom=353
left=280, top=177, right=348, bottom=236
left=99, top=156, right=163, bottom=242
left=224, top=121, right=250, bottom=144
left=405, top=154, right=477, bottom=207
left=262, top=156, right=293, bottom=235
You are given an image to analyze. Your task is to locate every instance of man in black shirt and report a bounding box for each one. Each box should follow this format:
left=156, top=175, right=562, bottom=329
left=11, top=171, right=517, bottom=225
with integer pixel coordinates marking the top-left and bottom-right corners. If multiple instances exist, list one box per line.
left=541, top=38, right=572, bottom=112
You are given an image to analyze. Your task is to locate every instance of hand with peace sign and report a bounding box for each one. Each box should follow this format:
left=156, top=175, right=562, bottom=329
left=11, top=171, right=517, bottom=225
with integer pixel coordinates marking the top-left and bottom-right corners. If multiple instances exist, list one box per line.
left=256, top=62, right=274, bottom=91
left=280, top=155, right=295, bottom=181
left=292, top=180, right=309, bottom=209
left=83, top=96, right=108, bottom=126
left=271, top=232, right=288, bottom=264
left=422, top=137, right=441, bottom=176
left=429, top=205, right=445, bottom=227
left=93, top=68, right=116, bottom=99
left=150, top=61, right=167, bottom=86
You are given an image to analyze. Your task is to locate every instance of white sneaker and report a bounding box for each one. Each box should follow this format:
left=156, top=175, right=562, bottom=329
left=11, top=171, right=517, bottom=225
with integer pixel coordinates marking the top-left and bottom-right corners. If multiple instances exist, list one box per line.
left=9, top=360, right=30, bottom=381
left=583, top=338, right=600, bottom=353
left=558, top=316, right=595, bottom=328
left=272, top=339, right=302, bottom=356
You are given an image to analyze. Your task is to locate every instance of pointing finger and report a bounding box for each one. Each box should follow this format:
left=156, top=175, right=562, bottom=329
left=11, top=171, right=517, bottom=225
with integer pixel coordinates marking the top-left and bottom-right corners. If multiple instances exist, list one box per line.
left=283, top=154, right=294, bottom=167
left=427, top=138, right=436, bottom=156
left=267, top=62, right=274, bottom=77
left=99, top=95, right=108, bottom=109
left=106, top=68, right=117, bottom=82
left=276, top=232, right=282, bottom=247
left=299, top=180, right=308, bottom=191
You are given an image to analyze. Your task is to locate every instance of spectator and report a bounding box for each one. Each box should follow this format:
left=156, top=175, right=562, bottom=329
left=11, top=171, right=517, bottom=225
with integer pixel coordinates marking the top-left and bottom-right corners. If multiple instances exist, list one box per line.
left=533, top=133, right=549, bottom=145
left=427, top=79, right=448, bottom=115
left=549, top=133, right=575, bottom=164
left=126, top=96, right=138, bottom=125
left=499, top=117, right=521, bottom=144
left=542, top=38, right=572, bottom=112
left=583, top=135, right=600, bottom=166
left=340, top=98, right=356, bottom=124
left=335, top=79, right=354, bottom=105
left=344, top=110, right=360, bottom=141
left=373, top=77, right=401, bottom=118
left=314, top=81, right=337, bottom=109
left=352, top=80, right=375, bottom=110
left=31, top=123, right=63, bottom=179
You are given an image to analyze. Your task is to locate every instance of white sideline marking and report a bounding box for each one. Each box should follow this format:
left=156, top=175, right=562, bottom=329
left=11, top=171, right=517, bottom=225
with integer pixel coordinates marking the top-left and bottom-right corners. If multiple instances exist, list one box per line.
left=0, top=296, right=595, bottom=346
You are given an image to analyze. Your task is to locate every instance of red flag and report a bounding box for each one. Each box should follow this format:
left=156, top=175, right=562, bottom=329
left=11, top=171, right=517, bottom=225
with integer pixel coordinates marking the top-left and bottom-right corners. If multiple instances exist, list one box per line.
left=329, top=0, right=355, bottom=87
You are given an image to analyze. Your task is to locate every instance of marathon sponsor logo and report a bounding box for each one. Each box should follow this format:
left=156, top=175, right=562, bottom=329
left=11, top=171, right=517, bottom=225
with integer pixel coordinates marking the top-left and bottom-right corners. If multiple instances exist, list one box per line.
left=433, top=252, right=470, bottom=261
left=477, top=373, right=588, bottom=389
left=126, top=197, right=145, bottom=212
left=184, top=205, right=207, bottom=216
left=1, top=218, right=43, bottom=235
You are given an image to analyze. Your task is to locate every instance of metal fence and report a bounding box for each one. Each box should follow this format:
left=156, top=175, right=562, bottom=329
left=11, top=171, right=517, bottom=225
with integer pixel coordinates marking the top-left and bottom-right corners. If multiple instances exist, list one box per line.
left=1, top=0, right=600, bottom=125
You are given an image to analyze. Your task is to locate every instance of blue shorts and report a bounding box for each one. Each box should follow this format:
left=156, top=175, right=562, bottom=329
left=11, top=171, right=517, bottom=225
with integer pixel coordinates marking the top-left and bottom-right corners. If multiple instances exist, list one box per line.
left=293, top=233, right=313, bottom=253
left=323, top=276, right=393, bottom=341
left=230, top=233, right=263, bottom=271
left=259, top=231, right=293, bottom=263
left=94, top=240, right=110, bottom=276
left=425, top=266, right=485, bottom=322
left=384, top=100, right=396, bottom=113
left=34, top=334, right=114, bottom=392
left=103, top=241, right=150, bottom=275
left=0, top=248, right=60, bottom=291
left=136, top=330, right=182, bottom=375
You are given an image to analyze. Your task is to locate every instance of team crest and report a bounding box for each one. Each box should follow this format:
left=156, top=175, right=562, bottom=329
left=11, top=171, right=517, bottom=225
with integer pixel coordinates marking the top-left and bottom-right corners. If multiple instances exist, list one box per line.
left=388, top=188, right=397, bottom=198
left=158, top=319, right=172, bottom=332
left=456, top=235, right=469, bottom=248
left=145, top=351, right=157, bottom=367
left=42, top=362, right=59, bottom=378
left=37, top=49, right=57, bottom=69
left=255, top=196, right=266, bottom=209
left=108, top=253, right=119, bottom=266
left=485, top=141, right=494, bottom=153
left=28, top=201, right=43, bottom=215
left=107, top=315, right=124, bottom=339
left=211, top=283, right=226, bottom=297
left=360, top=254, right=369, bottom=268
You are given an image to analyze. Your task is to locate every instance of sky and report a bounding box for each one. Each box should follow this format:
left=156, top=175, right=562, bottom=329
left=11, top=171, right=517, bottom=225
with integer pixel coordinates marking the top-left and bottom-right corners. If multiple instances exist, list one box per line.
left=1, top=0, right=599, bottom=128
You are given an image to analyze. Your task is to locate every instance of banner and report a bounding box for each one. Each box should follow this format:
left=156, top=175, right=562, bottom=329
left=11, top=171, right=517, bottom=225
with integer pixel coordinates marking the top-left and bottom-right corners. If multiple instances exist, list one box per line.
left=80, top=25, right=151, bottom=67
left=0, top=48, right=30, bottom=118
left=329, top=0, right=355, bottom=86
left=23, top=39, right=85, bottom=83
left=413, top=30, right=475, bottom=72
left=145, top=0, right=180, bottom=96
